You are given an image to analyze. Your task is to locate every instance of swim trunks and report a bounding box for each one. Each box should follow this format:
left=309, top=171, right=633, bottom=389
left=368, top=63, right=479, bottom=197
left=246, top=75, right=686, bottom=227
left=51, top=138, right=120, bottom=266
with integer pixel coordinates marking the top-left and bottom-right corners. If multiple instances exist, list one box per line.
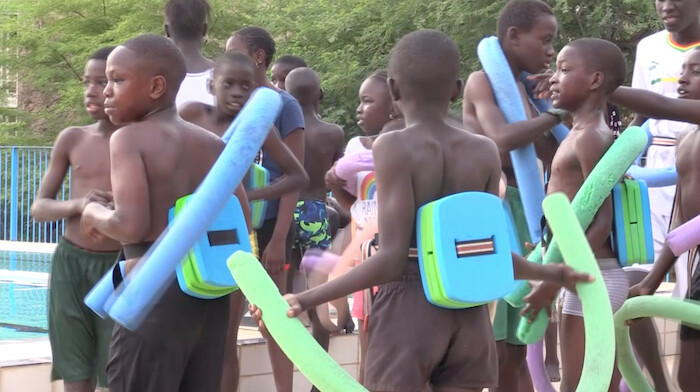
left=106, top=243, right=230, bottom=392
left=562, top=258, right=629, bottom=317
left=365, top=262, right=498, bottom=391
left=49, top=238, right=118, bottom=387
left=293, top=199, right=331, bottom=253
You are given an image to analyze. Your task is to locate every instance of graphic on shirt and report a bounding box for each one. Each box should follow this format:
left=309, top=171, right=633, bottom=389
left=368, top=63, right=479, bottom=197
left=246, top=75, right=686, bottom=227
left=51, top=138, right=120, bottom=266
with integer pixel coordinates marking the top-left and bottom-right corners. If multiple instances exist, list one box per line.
left=360, top=172, right=376, bottom=201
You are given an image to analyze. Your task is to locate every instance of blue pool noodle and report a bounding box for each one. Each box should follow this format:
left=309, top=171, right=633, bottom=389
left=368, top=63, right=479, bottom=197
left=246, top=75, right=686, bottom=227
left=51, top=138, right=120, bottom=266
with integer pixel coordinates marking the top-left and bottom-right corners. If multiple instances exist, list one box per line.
left=478, top=36, right=569, bottom=242
left=626, top=121, right=677, bottom=187
left=106, top=88, right=281, bottom=330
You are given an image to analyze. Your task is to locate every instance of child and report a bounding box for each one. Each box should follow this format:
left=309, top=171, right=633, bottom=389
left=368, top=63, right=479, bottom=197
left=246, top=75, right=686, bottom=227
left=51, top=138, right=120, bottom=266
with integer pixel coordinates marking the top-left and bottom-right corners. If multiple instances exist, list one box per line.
left=226, top=26, right=305, bottom=392
left=523, top=38, right=629, bottom=392
left=164, top=0, right=216, bottom=108
left=610, top=45, right=700, bottom=392
left=251, top=29, right=593, bottom=392
left=178, top=50, right=309, bottom=392
left=285, top=67, right=351, bottom=390
left=462, top=0, right=562, bottom=388
left=271, top=55, right=308, bottom=91
left=80, top=34, right=249, bottom=392
left=31, top=46, right=120, bottom=392
left=323, top=69, right=402, bottom=384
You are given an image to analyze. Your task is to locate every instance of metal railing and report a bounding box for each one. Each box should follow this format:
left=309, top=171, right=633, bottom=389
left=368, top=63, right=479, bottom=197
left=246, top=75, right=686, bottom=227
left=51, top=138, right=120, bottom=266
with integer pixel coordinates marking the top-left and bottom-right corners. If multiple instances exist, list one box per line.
left=0, top=146, right=69, bottom=243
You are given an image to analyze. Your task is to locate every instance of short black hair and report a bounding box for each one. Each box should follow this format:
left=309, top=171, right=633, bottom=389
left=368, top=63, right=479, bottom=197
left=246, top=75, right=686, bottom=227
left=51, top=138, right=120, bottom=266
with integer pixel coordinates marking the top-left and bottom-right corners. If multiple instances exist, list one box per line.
left=121, top=34, right=186, bottom=95
left=89, top=46, right=116, bottom=61
left=566, top=38, right=626, bottom=94
left=285, top=67, right=321, bottom=106
left=164, top=0, right=210, bottom=41
left=497, top=0, right=554, bottom=43
left=232, top=26, right=276, bottom=69
left=214, top=50, right=255, bottom=77
left=388, top=29, right=459, bottom=101
left=274, top=55, right=307, bottom=69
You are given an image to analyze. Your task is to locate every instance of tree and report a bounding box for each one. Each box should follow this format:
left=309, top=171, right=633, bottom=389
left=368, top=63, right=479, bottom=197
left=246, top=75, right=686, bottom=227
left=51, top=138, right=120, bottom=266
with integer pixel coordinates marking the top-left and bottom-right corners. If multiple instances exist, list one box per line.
left=0, top=0, right=660, bottom=144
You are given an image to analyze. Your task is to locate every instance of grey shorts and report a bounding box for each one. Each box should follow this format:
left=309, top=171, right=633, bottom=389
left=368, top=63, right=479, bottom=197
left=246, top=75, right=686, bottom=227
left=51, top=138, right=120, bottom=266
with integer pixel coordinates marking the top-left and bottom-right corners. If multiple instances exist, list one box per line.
left=562, top=258, right=629, bottom=317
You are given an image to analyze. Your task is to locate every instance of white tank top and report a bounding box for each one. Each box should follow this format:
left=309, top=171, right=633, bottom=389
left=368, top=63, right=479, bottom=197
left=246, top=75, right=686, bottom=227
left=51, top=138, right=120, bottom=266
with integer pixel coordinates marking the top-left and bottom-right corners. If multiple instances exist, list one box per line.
left=175, top=69, right=215, bottom=109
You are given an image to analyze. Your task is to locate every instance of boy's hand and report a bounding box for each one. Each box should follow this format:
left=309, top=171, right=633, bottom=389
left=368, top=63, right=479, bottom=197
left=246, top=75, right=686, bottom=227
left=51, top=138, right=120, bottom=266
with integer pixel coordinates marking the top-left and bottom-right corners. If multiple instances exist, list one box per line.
left=521, top=281, right=560, bottom=322
left=325, top=165, right=347, bottom=189
left=261, top=238, right=286, bottom=274
left=527, top=69, right=554, bottom=99
left=628, top=282, right=655, bottom=298
left=80, top=202, right=106, bottom=241
left=80, top=189, right=113, bottom=212
left=556, top=264, right=595, bottom=292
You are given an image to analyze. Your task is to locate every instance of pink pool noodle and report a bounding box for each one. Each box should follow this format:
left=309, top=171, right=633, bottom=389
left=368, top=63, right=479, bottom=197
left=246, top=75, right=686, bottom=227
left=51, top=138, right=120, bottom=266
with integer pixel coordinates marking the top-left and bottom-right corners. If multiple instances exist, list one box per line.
left=667, top=214, right=700, bottom=256
left=334, top=150, right=374, bottom=195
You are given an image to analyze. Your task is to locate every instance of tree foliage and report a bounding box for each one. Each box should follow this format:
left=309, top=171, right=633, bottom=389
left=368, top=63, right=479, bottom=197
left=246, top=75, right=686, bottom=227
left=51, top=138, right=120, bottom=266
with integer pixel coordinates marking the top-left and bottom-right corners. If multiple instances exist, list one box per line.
left=0, top=0, right=660, bottom=144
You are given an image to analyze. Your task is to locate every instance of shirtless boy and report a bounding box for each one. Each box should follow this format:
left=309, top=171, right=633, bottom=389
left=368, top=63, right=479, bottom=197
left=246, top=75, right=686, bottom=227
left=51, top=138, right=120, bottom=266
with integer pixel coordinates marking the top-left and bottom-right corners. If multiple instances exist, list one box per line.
left=252, top=29, right=593, bottom=392
left=462, top=0, right=563, bottom=388
left=80, top=34, right=249, bottom=392
left=523, top=38, right=629, bottom=392
left=32, top=46, right=120, bottom=392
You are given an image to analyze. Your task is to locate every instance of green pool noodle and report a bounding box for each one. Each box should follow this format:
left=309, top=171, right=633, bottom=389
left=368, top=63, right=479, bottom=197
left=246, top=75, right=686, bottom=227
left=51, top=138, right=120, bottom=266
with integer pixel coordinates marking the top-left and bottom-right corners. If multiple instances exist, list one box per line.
left=227, top=251, right=367, bottom=392
left=507, top=126, right=649, bottom=343
left=615, top=297, right=700, bottom=392
left=541, top=193, right=615, bottom=390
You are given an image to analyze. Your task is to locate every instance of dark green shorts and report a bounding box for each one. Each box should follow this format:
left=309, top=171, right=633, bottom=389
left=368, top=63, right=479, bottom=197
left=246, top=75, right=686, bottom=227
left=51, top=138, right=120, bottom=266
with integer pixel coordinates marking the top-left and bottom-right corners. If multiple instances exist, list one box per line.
left=48, top=238, right=118, bottom=387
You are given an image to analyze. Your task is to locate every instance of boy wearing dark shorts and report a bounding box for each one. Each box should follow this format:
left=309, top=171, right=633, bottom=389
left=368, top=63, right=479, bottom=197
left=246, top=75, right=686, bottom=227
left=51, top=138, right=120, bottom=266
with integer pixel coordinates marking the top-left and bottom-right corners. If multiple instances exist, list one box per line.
left=80, top=34, right=250, bottom=392
left=252, top=29, right=593, bottom=392
left=31, top=46, right=120, bottom=392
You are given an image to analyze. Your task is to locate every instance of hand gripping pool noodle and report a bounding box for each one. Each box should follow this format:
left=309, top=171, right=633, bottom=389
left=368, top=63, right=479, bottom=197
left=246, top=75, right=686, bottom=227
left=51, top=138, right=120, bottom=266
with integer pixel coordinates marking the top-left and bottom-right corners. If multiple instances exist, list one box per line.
left=667, top=214, right=700, bottom=256
left=615, top=297, right=700, bottom=392
left=542, top=193, right=615, bottom=392
left=506, top=126, right=649, bottom=343
left=478, top=36, right=570, bottom=243
left=106, top=88, right=282, bottom=330
left=227, top=251, right=368, bottom=392
left=519, top=72, right=568, bottom=144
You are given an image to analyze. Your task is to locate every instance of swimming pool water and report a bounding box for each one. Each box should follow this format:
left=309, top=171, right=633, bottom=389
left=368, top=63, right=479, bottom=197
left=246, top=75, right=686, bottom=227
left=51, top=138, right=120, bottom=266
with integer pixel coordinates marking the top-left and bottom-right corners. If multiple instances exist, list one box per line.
left=0, top=250, right=52, bottom=340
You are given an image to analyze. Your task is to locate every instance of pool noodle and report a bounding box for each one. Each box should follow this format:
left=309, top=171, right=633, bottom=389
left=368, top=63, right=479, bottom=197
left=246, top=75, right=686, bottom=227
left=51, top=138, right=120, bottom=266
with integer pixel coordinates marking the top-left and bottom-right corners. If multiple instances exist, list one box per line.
left=478, top=36, right=570, bottom=243
left=614, top=297, right=700, bottom=392
left=626, top=121, right=677, bottom=187
left=543, top=193, right=615, bottom=392
left=84, top=260, right=124, bottom=318
left=227, top=251, right=367, bottom=392
left=106, top=88, right=281, bottom=329
left=506, top=126, right=648, bottom=343
left=667, top=213, right=700, bottom=256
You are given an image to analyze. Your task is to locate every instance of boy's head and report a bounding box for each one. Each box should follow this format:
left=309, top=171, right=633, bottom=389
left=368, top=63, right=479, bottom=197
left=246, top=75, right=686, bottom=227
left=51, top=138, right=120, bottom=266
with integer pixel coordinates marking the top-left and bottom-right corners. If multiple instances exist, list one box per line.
left=104, top=34, right=186, bottom=125
left=164, top=0, right=210, bottom=43
left=226, top=27, right=276, bottom=70
left=678, top=47, right=700, bottom=99
left=271, top=55, right=308, bottom=90
left=285, top=67, right=321, bottom=108
left=497, top=0, right=557, bottom=74
left=387, top=30, right=462, bottom=113
left=84, top=46, right=116, bottom=121
left=209, top=50, right=257, bottom=117
left=655, top=0, right=700, bottom=33
left=549, top=38, right=626, bottom=111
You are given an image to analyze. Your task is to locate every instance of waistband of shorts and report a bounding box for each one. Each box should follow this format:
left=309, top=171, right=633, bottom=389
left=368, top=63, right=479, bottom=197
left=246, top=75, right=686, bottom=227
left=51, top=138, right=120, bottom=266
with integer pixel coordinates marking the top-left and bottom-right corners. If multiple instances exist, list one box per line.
left=58, top=237, right=120, bottom=258
left=598, top=258, right=621, bottom=270
left=121, top=242, right=155, bottom=259
left=651, top=136, right=677, bottom=146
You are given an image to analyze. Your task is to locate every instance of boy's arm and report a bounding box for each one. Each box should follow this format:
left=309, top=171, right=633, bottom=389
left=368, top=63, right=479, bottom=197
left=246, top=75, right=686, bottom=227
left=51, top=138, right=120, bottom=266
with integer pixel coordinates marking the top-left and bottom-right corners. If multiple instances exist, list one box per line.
left=262, top=128, right=304, bottom=274
left=576, top=135, right=614, bottom=250
left=178, top=102, right=204, bottom=124
left=246, top=127, right=308, bottom=201
left=82, top=128, right=150, bottom=243
left=464, top=72, right=560, bottom=152
left=235, top=183, right=253, bottom=233
left=611, top=86, right=700, bottom=125
left=295, top=132, right=414, bottom=311
left=32, top=128, right=109, bottom=222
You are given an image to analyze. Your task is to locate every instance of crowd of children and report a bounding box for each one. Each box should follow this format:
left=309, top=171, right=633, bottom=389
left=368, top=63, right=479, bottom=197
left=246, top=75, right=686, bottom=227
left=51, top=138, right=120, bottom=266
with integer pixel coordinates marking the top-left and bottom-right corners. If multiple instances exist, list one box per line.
left=30, top=0, right=700, bottom=391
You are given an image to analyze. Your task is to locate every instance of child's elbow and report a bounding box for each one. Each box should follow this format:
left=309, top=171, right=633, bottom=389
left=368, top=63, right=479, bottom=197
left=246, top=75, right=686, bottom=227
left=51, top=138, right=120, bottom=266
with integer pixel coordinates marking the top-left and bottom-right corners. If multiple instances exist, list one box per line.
left=116, top=218, right=149, bottom=244
left=297, top=170, right=310, bottom=190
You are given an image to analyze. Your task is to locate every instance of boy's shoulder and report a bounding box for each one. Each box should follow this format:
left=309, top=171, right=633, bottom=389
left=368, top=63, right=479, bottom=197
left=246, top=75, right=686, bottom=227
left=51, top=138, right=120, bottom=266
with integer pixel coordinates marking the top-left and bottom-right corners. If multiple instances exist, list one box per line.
left=53, top=124, right=97, bottom=147
left=179, top=101, right=210, bottom=122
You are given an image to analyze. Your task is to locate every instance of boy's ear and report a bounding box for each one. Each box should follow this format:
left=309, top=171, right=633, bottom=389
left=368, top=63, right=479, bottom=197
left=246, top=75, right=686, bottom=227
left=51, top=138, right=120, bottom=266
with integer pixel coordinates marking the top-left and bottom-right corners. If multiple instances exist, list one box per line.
left=590, top=71, right=604, bottom=91
left=150, top=75, right=167, bottom=100
left=507, top=26, right=520, bottom=45
left=207, top=78, right=214, bottom=95
left=451, top=79, right=464, bottom=103
left=388, top=77, right=400, bottom=103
